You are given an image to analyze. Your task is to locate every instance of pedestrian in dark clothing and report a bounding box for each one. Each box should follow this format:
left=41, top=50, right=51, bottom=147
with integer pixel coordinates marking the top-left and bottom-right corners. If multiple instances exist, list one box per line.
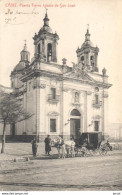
left=44, top=135, right=51, bottom=155
left=31, top=137, right=38, bottom=157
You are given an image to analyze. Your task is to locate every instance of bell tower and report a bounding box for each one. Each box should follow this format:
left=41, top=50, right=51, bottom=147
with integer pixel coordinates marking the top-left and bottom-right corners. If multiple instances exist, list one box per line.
left=76, top=26, right=99, bottom=72
left=33, top=10, right=59, bottom=63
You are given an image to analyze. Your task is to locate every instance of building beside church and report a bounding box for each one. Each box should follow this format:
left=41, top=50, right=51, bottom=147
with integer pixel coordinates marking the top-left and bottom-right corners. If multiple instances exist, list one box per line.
left=4, top=11, right=112, bottom=141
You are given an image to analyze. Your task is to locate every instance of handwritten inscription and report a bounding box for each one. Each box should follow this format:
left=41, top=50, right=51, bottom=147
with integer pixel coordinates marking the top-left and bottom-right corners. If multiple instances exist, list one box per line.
left=4, top=8, right=39, bottom=24
left=4, top=3, right=75, bottom=25
left=5, top=8, right=39, bottom=15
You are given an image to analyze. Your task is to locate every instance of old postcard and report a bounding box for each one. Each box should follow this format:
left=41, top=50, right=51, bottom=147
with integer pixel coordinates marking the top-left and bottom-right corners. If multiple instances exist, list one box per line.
left=0, top=0, right=122, bottom=192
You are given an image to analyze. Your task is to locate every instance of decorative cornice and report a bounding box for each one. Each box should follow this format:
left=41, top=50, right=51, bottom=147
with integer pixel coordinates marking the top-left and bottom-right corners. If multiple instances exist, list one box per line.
left=20, top=62, right=112, bottom=89
left=63, top=75, right=112, bottom=89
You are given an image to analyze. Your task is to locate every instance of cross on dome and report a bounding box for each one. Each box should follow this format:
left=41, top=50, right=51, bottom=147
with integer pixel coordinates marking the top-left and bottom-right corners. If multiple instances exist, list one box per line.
left=23, top=40, right=27, bottom=51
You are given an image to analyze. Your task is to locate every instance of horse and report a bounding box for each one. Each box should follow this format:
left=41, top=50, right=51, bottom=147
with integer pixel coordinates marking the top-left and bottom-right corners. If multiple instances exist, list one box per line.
left=64, top=140, right=76, bottom=158
left=51, top=137, right=66, bottom=158
left=51, top=137, right=76, bottom=158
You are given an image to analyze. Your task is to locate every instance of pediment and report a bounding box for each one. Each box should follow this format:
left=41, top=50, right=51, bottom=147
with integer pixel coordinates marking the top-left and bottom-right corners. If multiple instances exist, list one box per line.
left=48, top=112, right=59, bottom=116
left=64, top=70, right=96, bottom=82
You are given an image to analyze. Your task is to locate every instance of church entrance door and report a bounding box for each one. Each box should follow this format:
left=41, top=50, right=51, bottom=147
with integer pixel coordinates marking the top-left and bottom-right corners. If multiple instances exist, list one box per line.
left=70, top=119, right=80, bottom=140
left=70, top=109, right=81, bottom=140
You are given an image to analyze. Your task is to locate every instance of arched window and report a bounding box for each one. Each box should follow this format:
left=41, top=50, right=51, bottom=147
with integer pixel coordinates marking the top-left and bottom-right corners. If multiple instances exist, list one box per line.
left=90, top=56, right=94, bottom=60
left=47, top=43, right=52, bottom=62
left=38, top=43, right=40, bottom=54
left=81, top=56, right=84, bottom=65
left=42, top=40, right=44, bottom=53
left=90, top=55, right=94, bottom=66
left=26, top=54, right=28, bottom=61
left=70, top=109, right=81, bottom=116
left=74, top=92, right=79, bottom=103
left=81, top=56, right=84, bottom=61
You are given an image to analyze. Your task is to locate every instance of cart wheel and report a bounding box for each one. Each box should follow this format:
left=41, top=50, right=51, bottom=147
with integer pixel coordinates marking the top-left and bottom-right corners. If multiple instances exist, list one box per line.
left=99, top=148, right=107, bottom=155
left=81, top=148, right=87, bottom=157
left=89, top=150, right=94, bottom=156
left=92, top=149, right=98, bottom=155
left=84, top=148, right=89, bottom=156
left=82, top=151, right=87, bottom=157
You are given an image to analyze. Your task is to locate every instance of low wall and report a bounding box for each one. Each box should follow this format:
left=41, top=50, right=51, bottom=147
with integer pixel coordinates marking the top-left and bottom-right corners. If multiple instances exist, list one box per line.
left=0, top=135, right=36, bottom=143
left=0, top=134, right=70, bottom=143
left=110, top=142, right=122, bottom=150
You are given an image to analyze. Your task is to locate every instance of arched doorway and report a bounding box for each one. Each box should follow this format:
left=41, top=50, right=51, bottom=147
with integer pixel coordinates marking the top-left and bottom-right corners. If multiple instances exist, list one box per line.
left=70, top=109, right=81, bottom=140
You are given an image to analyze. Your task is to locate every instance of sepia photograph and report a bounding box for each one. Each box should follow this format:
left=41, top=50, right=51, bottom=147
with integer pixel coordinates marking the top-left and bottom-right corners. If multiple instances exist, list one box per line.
left=0, top=0, right=122, bottom=192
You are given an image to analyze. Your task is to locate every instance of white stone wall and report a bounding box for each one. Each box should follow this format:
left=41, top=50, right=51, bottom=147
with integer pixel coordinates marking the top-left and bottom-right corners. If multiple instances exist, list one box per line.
left=26, top=79, right=37, bottom=135
left=16, top=78, right=38, bottom=136
left=44, top=77, right=61, bottom=136
left=11, top=65, right=110, bottom=140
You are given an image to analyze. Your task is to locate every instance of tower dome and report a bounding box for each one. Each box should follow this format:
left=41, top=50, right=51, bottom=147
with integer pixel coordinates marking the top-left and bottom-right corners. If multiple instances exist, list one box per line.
left=13, top=42, right=30, bottom=72
left=81, top=28, right=94, bottom=48
left=13, top=62, right=25, bottom=72
left=40, top=26, right=53, bottom=33
left=39, top=10, right=53, bottom=33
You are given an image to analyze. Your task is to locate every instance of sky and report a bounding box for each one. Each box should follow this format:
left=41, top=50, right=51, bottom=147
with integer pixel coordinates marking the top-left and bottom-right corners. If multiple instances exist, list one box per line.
left=0, top=0, right=122, bottom=123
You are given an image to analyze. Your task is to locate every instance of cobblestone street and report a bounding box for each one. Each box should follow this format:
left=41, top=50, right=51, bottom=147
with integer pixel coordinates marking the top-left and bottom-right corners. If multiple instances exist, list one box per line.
left=0, top=143, right=122, bottom=191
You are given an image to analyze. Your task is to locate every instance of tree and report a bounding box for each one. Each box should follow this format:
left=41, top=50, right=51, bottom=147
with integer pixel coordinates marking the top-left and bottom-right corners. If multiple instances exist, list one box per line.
left=0, top=90, right=33, bottom=153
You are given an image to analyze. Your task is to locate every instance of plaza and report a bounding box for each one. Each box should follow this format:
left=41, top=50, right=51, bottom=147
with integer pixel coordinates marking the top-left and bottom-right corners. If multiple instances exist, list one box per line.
left=0, top=142, right=122, bottom=191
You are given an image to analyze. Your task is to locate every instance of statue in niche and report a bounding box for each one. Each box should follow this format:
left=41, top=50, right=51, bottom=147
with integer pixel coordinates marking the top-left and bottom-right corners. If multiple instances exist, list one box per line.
left=75, top=92, right=79, bottom=103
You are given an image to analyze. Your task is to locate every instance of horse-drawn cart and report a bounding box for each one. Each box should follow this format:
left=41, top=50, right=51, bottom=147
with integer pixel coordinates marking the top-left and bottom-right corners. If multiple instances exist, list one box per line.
left=51, top=132, right=112, bottom=158
left=75, top=132, right=112, bottom=156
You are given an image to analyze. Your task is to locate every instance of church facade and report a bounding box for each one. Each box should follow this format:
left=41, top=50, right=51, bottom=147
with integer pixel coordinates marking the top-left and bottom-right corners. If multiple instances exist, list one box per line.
left=10, top=12, right=112, bottom=141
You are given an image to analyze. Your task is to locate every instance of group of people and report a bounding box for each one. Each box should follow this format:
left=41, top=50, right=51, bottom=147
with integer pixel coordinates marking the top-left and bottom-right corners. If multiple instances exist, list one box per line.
left=31, top=135, right=76, bottom=157
left=31, top=135, right=51, bottom=157
left=31, top=135, right=112, bottom=158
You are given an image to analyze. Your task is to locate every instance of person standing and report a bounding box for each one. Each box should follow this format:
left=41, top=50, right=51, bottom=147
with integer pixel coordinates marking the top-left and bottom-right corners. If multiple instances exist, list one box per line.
left=70, top=137, right=75, bottom=158
left=44, top=135, right=51, bottom=155
left=31, top=137, right=38, bottom=157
